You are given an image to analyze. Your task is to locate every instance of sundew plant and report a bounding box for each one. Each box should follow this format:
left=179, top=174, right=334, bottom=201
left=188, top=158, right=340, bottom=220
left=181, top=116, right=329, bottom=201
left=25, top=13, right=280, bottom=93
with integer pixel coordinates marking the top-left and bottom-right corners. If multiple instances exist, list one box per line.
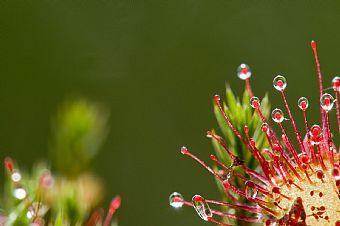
left=169, top=41, right=340, bottom=225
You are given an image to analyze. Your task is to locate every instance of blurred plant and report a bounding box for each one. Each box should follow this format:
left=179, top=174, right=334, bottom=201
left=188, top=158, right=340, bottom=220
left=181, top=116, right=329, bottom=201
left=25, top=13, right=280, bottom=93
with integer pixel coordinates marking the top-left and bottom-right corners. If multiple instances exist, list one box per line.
left=170, top=41, right=340, bottom=225
left=0, top=99, right=120, bottom=226
left=50, top=99, right=110, bottom=178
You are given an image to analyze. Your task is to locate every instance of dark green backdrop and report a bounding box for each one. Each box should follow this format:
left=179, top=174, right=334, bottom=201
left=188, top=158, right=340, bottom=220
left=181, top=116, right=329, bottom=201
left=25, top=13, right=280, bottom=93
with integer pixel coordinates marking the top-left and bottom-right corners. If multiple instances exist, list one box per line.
left=1, top=1, right=340, bottom=225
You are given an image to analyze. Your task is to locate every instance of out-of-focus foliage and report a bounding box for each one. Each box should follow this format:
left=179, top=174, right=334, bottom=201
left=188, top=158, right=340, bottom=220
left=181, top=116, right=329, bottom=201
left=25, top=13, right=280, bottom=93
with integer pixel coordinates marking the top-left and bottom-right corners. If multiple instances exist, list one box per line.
left=0, top=100, right=120, bottom=226
left=50, top=100, right=110, bottom=178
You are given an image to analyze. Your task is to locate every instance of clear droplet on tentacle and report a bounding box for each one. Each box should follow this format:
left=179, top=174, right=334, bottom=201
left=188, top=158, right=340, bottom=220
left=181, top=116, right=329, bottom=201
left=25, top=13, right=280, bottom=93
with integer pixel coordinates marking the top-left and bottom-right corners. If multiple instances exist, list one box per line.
left=169, top=192, right=184, bottom=208
left=180, top=146, right=189, bottom=155
left=223, top=178, right=231, bottom=189
left=298, top=97, right=309, bottom=111
left=11, top=170, right=22, bottom=182
left=332, top=76, right=340, bottom=91
left=273, top=75, right=287, bottom=91
left=298, top=153, right=310, bottom=164
left=320, top=93, right=334, bottom=112
left=13, top=187, right=27, bottom=200
left=245, top=181, right=258, bottom=200
left=271, top=108, right=284, bottom=123
left=250, top=96, right=260, bottom=109
left=237, top=64, right=252, bottom=80
left=308, top=124, right=323, bottom=145
left=261, top=123, right=270, bottom=135
left=192, top=195, right=213, bottom=221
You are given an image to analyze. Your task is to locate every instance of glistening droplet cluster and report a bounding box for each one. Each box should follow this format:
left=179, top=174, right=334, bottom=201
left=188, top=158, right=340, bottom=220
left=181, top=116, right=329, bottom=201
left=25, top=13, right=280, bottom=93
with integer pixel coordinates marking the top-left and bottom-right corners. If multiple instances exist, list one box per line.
left=169, top=41, right=340, bottom=226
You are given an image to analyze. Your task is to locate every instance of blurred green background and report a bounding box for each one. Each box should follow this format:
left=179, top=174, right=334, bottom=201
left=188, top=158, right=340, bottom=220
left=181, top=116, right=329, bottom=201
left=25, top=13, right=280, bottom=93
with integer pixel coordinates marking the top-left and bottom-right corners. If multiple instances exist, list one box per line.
left=1, top=1, right=340, bottom=225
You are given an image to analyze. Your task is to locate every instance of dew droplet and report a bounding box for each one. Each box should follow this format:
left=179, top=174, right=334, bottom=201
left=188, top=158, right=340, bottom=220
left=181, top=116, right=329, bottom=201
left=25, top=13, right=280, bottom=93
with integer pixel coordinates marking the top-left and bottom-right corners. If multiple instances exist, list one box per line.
left=261, top=123, right=269, bottom=135
left=298, top=153, right=310, bottom=164
left=245, top=181, right=258, bottom=200
left=13, top=187, right=27, bottom=200
left=181, top=146, right=189, bottom=155
left=11, top=171, right=22, bottom=182
left=308, top=124, right=323, bottom=145
left=271, top=108, right=284, bottom=123
left=237, top=64, right=252, bottom=80
left=332, top=76, right=340, bottom=92
left=320, top=93, right=334, bottom=112
left=250, top=96, right=260, bottom=109
left=223, top=179, right=231, bottom=189
left=169, top=192, right=184, bottom=208
left=298, top=97, right=309, bottom=111
left=192, top=195, right=212, bottom=221
left=26, top=210, right=33, bottom=219
left=273, top=75, right=287, bottom=91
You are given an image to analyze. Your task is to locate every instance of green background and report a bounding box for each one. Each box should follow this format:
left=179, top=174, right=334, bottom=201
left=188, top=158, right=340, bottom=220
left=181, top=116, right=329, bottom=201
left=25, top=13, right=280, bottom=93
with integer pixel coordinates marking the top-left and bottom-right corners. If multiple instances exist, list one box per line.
left=1, top=1, right=340, bottom=225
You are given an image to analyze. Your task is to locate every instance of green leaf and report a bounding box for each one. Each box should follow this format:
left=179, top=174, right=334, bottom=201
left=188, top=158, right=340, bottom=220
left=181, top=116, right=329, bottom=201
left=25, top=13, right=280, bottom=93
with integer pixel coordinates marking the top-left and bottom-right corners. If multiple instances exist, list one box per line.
left=212, top=85, right=271, bottom=225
